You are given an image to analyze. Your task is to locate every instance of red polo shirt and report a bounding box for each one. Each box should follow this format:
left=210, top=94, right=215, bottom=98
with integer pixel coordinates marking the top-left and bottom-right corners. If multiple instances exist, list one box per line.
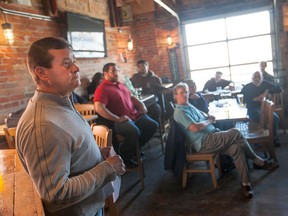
left=94, top=80, right=140, bottom=120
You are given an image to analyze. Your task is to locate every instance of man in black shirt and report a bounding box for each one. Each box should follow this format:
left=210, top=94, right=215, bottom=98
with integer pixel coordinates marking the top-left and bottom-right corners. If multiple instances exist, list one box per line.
left=241, top=71, right=282, bottom=146
left=203, top=71, right=231, bottom=92
left=130, top=60, right=173, bottom=122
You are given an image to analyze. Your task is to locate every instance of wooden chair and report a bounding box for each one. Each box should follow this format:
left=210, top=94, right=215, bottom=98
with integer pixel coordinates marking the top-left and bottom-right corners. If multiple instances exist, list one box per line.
left=91, top=123, right=113, bottom=148
left=4, top=127, right=16, bottom=149
left=167, top=119, right=222, bottom=189
left=236, top=99, right=278, bottom=163
left=268, top=91, right=286, bottom=134
left=183, top=151, right=222, bottom=189
left=91, top=123, right=118, bottom=216
left=74, top=103, right=98, bottom=125
left=116, top=134, right=145, bottom=190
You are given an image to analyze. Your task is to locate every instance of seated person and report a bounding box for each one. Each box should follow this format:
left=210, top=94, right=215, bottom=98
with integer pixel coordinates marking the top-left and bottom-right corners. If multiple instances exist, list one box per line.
left=87, top=72, right=103, bottom=99
left=72, top=91, right=90, bottom=104
left=74, top=77, right=90, bottom=100
left=183, top=79, right=209, bottom=113
left=173, top=82, right=278, bottom=199
left=94, top=62, right=158, bottom=167
left=203, top=71, right=232, bottom=92
left=241, top=71, right=282, bottom=147
left=260, top=61, right=275, bottom=84
left=130, top=60, right=169, bottom=95
left=130, top=60, right=173, bottom=122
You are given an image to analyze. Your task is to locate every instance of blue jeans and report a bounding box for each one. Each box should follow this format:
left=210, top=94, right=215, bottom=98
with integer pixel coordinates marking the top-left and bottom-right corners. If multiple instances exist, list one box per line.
left=95, top=208, right=103, bottom=216
left=114, top=114, right=158, bottom=162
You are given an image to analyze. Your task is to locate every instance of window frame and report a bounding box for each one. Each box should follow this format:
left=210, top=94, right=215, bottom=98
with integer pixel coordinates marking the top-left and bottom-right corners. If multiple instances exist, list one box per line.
left=181, top=6, right=277, bottom=89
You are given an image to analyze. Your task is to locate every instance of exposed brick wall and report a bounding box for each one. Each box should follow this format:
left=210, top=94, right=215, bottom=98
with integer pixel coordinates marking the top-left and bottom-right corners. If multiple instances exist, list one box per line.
left=133, top=11, right=184, bottom=82
left=0, top=2, right=62, bottom=123
left=0, top=0, right=136, bottom=123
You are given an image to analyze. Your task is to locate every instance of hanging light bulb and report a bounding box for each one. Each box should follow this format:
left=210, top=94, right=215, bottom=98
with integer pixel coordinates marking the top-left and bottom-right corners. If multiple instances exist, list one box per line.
left=2, top=22, right=14, bottom=45
left=167, top=35, right=172, bottom=46
left=1, top=13, right=14, bottom=45
left=127, top=33, right=133, bottom=51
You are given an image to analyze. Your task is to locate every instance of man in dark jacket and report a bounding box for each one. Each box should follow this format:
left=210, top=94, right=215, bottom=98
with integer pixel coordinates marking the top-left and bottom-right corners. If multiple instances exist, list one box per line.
left=130, top=60, right=166, bottom=95
left=130, top=60, right=173, bottom=122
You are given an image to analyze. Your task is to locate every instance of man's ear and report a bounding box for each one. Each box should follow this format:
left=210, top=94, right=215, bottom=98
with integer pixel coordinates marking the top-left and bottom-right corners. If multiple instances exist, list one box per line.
left=35, top=66, right=49, bottom=80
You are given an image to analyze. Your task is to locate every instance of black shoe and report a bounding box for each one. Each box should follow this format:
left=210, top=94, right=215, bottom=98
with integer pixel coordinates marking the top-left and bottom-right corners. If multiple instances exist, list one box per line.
left=253, top=161, right=279, bottom=170
left=241, top=184, right=253, bottom=199
left=124, top=159, right=138, bottom=169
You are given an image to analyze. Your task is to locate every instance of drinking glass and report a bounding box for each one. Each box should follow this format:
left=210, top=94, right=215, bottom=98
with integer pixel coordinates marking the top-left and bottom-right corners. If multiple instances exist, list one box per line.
left=216, top=86, right=222, bottom=92
left=237, top=94, right=245, bottom=107
left=136, top=87, right=142, bottom=99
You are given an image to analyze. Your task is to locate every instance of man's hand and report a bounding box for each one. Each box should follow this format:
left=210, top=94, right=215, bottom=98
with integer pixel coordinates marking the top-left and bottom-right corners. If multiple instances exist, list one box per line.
left=207, top=115, right=216, bottom=123
left=106, top=155, right=126, bottom=176
left=137, top=106, right=148, bottom=114
left=101, top=147, right=126, bottom=175
left=253, top=90, right=268, bottom=102
left=116, top=115, right=130, bottom=123
left=131, top=96, right=148, bottom=114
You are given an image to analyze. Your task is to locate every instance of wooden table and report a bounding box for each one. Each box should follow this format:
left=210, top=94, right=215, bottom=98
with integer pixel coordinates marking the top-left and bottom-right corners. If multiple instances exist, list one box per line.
left=0, top=149, right=45, bottom=216
left=208, top=98, right=248, bottom=122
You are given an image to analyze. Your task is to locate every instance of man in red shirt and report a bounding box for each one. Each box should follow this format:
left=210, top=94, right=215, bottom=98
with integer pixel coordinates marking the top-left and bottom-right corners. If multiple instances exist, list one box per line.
left=94, top=62, right=158, bottom=167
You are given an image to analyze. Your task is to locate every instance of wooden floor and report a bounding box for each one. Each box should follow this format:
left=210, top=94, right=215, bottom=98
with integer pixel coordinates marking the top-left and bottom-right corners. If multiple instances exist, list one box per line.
left=116, top=128, right=288, bottom=216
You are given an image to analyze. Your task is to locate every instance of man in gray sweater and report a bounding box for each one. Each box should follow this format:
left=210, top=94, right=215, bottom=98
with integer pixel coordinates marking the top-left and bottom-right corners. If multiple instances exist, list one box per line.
left=16, top=37, right=125, bottom=216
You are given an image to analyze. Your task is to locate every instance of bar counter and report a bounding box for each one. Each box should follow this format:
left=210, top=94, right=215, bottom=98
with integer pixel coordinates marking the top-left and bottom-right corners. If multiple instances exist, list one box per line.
left=0, top=149, right=45, bottom=216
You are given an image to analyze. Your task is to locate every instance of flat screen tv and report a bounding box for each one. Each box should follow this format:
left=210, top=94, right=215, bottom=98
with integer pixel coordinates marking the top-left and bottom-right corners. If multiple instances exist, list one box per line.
left=66, top=12, right=107, bottom=58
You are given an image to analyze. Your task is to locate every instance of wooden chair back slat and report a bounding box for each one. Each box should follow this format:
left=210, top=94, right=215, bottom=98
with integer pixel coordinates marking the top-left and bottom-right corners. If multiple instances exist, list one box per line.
left=74, top=104, right=96, bottom=115
left=4, top=127, right=17, bottom=149
left=74, top=104, right=97, bottom=125
left=268, top=92, right=286, bottom=134
left=91, top=123, right=112, bottom=148
left=263, top=100, right=274, bottom=137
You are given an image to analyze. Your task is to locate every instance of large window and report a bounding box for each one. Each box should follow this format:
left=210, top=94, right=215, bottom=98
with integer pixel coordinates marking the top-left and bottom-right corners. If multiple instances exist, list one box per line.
left=184, top=10, right=274, bottom=90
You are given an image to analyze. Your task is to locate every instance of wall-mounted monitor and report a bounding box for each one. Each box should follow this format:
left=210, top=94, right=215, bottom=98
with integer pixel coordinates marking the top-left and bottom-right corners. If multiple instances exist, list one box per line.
left=66, top=12, right=107, bottom=58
